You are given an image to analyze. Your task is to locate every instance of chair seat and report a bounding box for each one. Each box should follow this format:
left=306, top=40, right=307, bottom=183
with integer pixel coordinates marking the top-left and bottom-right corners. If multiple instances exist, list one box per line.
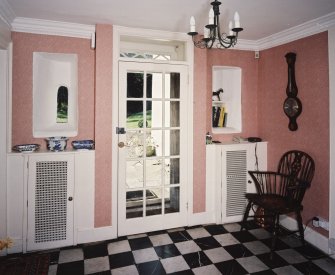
left=245, top=193, right=302, bottom=214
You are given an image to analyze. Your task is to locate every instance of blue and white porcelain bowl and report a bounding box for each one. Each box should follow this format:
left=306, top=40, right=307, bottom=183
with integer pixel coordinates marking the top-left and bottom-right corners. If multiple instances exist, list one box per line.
left=72, top=140, right=95, bottom=150
left=46, top=137, right=68, bottom=151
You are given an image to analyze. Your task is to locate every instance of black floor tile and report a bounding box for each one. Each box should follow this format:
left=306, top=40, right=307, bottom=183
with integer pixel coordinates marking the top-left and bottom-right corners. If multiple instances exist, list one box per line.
left=294, top=261, right=331, bottom=274
left=137, top=260, right=166, bottom=275
left=256, top=252, right=289, bottom=269
left=203, top=224, right=228, bottom=235
left=109, top=251, right=135, bottom=269
left=224, top=244, right=253, bottom=258
left=261, top=237, right=290, bottom=250
left=83, top=242, right=108, bottom=259
left=128, top=236, right=153, bottom=250
left=182, top=251, right=212, bottom=268
left=250, top=269, right=276, bottom=275
left=215, top=259, right=248, bottom=274
left=168, top=269, right=193, bottom=275
left=154, top=244, right=181, bottom=259
left=295, top=243, right=327, bottom=259
left=193, top=236, right=221, bottom=250
left=231, top=230, right=258, bottom=243
left=56, top=261, right=84, bottom=275
left=168, top=231, right=192, bottom=243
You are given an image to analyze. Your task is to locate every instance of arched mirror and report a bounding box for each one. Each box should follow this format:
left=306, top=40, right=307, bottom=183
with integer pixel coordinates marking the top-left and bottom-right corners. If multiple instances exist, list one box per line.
left=57, top=86, right=68, bottom=123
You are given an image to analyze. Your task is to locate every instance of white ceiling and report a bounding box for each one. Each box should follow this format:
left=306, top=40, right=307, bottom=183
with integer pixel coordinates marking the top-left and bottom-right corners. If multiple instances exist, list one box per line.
left=5, top=0, right=335, bottom=40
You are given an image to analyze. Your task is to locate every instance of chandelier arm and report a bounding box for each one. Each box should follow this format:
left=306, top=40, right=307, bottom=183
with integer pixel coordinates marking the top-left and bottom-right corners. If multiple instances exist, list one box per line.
left=187, top=0, right=242, bottom=49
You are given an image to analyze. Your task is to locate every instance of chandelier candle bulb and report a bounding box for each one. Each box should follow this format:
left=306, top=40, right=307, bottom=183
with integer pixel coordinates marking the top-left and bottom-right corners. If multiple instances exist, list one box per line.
left=234, top=12, right=240, bottom=28
left=190, top=16, right=195, bottom=32
left=209, top=8, right=214, bottom=24
left=204, top=27, right=209, bottom=38
left=229, top=21, right=233, bottom=35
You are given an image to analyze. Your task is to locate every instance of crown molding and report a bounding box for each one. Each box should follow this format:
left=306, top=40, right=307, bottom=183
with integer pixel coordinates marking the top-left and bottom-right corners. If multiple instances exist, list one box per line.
left=7, top=11, right=335, bottom=51
left=11, top=17, right=95, bottom=40
left=256, top=11, right=335, bottom=51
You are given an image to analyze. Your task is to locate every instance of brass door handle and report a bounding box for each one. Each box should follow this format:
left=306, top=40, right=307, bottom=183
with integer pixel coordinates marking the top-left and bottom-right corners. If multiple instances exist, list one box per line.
left=118, top=142, right=125, bottom=148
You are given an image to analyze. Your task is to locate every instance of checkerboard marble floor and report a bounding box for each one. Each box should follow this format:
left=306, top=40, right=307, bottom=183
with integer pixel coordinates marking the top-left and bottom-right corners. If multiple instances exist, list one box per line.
left=46, top=221, right=335, bottom=275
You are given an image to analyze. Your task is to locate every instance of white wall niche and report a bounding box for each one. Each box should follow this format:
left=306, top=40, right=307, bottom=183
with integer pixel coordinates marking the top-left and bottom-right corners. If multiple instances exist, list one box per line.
left=33, top=52, right=78, bottom=138
left=212, top=66, right=242, bottom=134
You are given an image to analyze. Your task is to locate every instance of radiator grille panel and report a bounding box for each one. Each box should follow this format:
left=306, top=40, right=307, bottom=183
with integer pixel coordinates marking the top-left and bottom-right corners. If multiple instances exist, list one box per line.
left=35, top=161, right=68, bottom=243
left=226, top=150, right=247, bottom=217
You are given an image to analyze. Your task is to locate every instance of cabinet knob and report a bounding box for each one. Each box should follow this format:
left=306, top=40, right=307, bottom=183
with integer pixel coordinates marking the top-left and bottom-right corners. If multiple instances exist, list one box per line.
left=248, top=180, right=252, bottom=184
left=118, top=142, right=125, bottom=148
left=68, top=196, right=73, bottom=201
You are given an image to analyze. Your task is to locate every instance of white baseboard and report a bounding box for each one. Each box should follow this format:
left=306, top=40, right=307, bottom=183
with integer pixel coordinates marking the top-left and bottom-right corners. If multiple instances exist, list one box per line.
left=77, top=226, right=117, bottom=244
left=280, top=215, right=330, bottom=254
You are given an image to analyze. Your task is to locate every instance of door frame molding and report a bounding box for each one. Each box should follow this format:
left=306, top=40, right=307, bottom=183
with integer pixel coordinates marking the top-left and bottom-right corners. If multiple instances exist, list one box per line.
left=112, top=26, right=194, bottom=237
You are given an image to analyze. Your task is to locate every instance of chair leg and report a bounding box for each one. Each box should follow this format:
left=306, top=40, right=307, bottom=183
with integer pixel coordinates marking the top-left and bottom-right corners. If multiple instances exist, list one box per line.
left=240, top=200, right=252, bottom=231
left=296, top=210, right=305, bottom=246
left=270, top=214, right=280, bottom=260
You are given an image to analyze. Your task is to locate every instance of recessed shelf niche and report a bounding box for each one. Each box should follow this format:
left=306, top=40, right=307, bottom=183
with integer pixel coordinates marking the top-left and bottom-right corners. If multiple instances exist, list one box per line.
left=212, top=66, right=241, bottom=134
left=33, top=52, right=78, bottom=138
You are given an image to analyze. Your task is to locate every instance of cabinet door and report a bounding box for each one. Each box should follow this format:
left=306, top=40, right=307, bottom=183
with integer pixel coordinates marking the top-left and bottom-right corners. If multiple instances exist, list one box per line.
left=222, top=148, right=248, bottom=223
left=27, top=154, right=74, bottom=251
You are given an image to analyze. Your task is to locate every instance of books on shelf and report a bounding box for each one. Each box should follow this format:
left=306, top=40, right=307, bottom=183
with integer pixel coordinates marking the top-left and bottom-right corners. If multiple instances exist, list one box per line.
left=212, top=106, right=227, bottom=127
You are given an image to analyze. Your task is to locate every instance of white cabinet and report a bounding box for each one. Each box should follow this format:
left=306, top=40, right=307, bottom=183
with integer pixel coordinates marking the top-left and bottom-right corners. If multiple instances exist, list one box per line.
left=6, top=150, right=95, bottom=253
left=27, top=154, right=74, bottom=251
left=206, top=142, right=267, bottom=224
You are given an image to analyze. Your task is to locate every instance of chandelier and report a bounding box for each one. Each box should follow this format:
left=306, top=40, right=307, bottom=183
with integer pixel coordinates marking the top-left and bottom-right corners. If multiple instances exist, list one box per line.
left=187, top=0, right=243, bottom=49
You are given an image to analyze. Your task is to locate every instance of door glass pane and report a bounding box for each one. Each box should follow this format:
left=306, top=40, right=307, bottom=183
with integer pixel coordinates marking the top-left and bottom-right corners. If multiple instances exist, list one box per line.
left=165, top=73, right=180, bottom=99
left=126, top=130, right=144, bottom=158
left=146, top=130, right=162, bottom=157
left=127, top=101, right=143, bottom=129
left=126, top=190, right=143, bottom=219
left=146, top=159, right=162, bottom=187
left=146, top=188, right=162, bottom=216
left=165, top=158, right=180, bottom=185
left=127, top=72, right=144, bottom=98
left=147, top=73, right=162, bottom=98
left=164, top=101, right=180, bottom=127
left=164, top=187, right=180, bottom=214
left=126, top=160, right=144, bottom=189
left=165, top=130, right=180, bottom=156
left=146, top=101, right=162, bottom=128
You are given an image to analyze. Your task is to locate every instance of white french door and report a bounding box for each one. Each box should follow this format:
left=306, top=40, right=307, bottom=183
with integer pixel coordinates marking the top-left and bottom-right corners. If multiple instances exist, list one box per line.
left=118, top=61, right=188, bottom=236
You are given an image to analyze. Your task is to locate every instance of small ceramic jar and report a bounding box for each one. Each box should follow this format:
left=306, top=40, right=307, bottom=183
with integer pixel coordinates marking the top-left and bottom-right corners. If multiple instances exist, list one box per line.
left=45, top=137, right=68, bottom=151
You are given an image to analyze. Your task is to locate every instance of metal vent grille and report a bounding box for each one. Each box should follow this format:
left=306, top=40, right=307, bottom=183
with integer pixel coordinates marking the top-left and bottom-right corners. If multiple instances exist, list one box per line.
left=226, top=150, right=247, bottom=217
left=35, top=161, right=68, bottom=243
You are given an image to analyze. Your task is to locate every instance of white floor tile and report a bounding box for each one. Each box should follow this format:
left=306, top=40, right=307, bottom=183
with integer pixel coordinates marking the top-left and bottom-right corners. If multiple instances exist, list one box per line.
left=161, top=255, right=189, bottom=273
left=132, top=247, right=159, bottom=264
left=276, top=249, right=307, bottom=264
left=108, top=240, right=131, bottom=255
left=58, top=248, right=84, bottom=264
left=175, top=240, right=201, bottom=254
left=111, top=265, right=139, bottom=275
left=214, top=233, right=239, bottom=246
left=149, top=233, right=173, bottom=247
left=84, top=256, right=110, bottom=274
left=187, top=227, right=211, bottom=239
left=237, top=256, right=269, bottom=273
left=204, top=247, right=233, bottom=263
left=192, top=264, right=222, bottom=275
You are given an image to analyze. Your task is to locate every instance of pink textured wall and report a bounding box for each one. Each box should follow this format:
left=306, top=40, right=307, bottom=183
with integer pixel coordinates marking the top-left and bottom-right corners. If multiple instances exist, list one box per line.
left=12, top=32, right=95, bottom=147
left=94, top=25, right=113, bottom=227
left=258, top=32, right=329, bottom=236
left=193, top=47, right=208, bottom=213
